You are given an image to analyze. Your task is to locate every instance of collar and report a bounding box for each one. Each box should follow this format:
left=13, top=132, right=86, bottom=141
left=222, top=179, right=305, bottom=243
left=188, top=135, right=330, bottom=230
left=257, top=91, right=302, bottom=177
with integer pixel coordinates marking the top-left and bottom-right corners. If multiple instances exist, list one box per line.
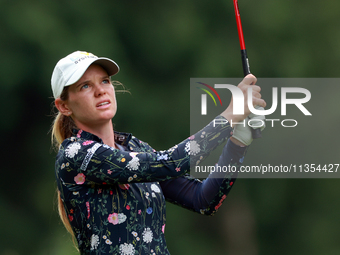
left=72, top=129, right=133, bottom=146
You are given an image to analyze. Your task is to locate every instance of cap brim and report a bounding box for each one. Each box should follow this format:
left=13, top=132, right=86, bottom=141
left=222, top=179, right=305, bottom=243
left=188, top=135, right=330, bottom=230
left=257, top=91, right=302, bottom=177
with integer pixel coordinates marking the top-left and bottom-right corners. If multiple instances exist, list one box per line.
left=93, top=58, right=120, bottom=77
left=66, top=57, right=120, bottom=86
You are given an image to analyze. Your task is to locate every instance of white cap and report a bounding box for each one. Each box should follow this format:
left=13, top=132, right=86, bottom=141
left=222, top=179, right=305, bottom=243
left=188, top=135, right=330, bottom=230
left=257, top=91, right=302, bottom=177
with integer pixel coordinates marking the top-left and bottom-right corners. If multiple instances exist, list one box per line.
left=51, top=51, right=119, bottom=99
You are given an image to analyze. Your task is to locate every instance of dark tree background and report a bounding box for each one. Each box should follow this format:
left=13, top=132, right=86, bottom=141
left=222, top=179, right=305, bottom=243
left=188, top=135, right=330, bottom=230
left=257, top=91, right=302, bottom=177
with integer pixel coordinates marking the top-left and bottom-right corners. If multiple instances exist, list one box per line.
left=1, top=0, right=340, bottom=254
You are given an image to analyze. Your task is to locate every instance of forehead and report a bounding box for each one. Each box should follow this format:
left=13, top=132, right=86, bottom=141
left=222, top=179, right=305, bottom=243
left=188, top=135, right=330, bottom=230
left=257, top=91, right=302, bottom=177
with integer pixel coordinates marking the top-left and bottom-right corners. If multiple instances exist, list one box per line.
left=67, top=64, right=110, bottom=93
left=79, top=64, right=109, bottom=80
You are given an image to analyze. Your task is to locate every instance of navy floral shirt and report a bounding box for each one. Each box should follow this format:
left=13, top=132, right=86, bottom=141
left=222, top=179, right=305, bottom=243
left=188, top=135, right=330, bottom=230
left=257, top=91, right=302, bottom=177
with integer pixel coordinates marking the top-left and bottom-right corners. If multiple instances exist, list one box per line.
left=55, top=116, right=248, bottom=255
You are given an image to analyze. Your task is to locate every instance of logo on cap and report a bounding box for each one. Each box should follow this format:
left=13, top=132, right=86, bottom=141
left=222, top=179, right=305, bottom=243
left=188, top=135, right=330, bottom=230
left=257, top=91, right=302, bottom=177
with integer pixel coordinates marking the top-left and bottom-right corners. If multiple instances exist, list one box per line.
left=70, top=52, right=97, bottom=64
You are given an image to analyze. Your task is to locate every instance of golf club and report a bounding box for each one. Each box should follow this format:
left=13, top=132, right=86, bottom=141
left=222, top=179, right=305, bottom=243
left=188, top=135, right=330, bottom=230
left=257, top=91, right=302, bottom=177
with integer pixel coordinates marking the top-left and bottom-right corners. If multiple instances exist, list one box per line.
left=233, top=0, right=262, bottom=139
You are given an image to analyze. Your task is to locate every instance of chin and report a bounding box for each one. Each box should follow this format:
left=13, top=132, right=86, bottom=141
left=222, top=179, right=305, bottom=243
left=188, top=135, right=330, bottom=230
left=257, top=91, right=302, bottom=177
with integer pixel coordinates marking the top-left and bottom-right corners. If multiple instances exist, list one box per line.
left=101, top=111, right=116, bottom=120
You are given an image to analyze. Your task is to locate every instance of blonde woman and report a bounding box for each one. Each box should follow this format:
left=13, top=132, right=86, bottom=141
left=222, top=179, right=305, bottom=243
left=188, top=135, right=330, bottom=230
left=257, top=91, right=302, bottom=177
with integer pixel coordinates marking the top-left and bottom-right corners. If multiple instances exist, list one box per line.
left=51, top=51, right=265, bottom=255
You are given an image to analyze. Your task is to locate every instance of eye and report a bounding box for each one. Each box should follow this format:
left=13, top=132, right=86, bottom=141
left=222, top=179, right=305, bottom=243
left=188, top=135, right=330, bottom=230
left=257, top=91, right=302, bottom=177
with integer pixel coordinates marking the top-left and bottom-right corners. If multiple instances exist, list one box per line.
left=81, top=84, right=89, bottom=90
left=102, top=79, right=111, bottom=84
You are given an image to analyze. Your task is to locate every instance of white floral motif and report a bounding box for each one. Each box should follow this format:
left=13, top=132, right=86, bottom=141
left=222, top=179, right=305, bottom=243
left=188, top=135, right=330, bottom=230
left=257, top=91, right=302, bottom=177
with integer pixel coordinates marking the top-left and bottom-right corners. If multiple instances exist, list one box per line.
left=129, top=152, right=138, bottom=158
left=185, top=142, right=190, bottom=153
left=185, top=141, right=200, bottom=156
left=90, top=234, right=100, bottom=250
left=127, top=157, right=140, bottom=171
left=157, top=153, right=168, bottom=161
left=142, top=227, right=153, bottom=243
left=167, top=145, right=178, bottom=153
left=119, top=243, right=135, bottom=255
left=65, top=142, right=81, bottom=158
left=151, top=184, right=161, bottom=193
left=118, top=213, right=127, bottom=224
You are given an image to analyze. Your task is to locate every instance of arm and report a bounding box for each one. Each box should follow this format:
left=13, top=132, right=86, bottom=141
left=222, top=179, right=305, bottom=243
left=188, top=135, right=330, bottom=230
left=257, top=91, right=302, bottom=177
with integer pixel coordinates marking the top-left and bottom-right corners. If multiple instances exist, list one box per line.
left=160, top=138, right=247, bottom=215
left=56, top=136, right=189, bottom=188
left=55, top=116, right=232, bottom=189
left=159, top=74, right=267, bottom=214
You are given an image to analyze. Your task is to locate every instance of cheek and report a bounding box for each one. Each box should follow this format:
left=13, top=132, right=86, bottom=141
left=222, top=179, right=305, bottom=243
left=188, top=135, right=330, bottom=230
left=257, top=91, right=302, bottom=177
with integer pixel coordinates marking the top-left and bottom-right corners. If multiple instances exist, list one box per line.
left=110, top=88, right=117, bottom=103
left=68, top=96, right=89, bottom=114
left=110, top=90, right=118, bottom=114
left=112, top=96, right=117, bottom=112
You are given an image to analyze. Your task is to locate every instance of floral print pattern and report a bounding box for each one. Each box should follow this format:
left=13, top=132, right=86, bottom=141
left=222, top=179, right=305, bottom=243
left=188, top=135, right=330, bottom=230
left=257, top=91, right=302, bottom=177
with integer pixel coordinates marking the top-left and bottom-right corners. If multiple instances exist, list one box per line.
left=90, top=234, right=100, bottom=250
left=65, top=142, right=81, bottom=158
left=126, top=156, right=140, bottom=171
left=185, top=140, right=201, bottom=156
left=74, top=173, right=86, bottom=185
left=55, top=116, right=246, bottom=254
left=142, top=227, right=153, bottom=243
left=119, top=243, right=135, bottom=255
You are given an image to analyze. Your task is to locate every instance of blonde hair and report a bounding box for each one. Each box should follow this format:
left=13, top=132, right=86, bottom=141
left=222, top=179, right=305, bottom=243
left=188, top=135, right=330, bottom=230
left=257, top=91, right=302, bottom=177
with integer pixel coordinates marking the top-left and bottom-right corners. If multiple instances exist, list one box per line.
left=51, top=86, right=78, bottom=248
left=53, top=114, right=77, bottom=246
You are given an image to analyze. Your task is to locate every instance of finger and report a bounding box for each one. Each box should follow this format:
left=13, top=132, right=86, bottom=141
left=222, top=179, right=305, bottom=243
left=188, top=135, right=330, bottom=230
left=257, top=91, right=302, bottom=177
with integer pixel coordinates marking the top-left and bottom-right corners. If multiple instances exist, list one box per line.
left=242, top=74, right=257, bottom=85
left=241, top=85, right=261, bottom=99
left=249, top=85, right=261, bottom=93
left=253, top=98, right=266, bottom=108
left=252, top=91, right=262, bottom=99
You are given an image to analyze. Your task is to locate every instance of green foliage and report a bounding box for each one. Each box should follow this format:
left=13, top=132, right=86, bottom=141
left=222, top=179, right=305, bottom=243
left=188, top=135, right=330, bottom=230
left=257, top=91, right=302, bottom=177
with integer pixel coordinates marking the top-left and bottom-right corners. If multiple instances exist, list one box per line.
left=1, top=0, right=340, bottom=254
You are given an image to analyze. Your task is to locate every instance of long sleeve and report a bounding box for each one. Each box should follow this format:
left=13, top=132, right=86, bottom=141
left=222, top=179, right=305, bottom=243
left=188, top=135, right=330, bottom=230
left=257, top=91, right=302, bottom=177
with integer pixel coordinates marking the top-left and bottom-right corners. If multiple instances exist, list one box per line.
left=55, top=136, right=190, bottom=190
left=160, top=139, right=247, bottom=215
left=55, top=116, right=232, bottom=191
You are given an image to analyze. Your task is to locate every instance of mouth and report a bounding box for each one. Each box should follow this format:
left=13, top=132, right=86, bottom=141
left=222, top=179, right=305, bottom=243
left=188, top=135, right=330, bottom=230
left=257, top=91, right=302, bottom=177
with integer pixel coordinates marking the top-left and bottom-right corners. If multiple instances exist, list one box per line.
left=96, top=100, right=111, bottom=108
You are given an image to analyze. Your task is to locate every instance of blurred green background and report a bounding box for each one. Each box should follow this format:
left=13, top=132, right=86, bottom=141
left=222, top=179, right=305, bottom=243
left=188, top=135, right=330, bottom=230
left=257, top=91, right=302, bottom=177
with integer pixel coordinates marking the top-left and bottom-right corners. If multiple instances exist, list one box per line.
left=1, top=0, right=340, bottom=254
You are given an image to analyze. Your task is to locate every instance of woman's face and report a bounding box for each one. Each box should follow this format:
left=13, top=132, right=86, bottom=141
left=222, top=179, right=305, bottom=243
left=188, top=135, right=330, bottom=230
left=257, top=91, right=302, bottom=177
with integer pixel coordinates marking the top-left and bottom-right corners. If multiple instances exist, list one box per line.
left=64, top=64, right=117, bottom=129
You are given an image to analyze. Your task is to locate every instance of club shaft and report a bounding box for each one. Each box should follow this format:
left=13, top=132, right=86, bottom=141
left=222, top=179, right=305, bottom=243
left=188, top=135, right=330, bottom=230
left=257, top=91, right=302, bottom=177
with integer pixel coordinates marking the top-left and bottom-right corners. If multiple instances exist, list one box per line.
left=241, top=49, right=250, bottom=76
left=233, top=0, right=246, bottom=50
left=233, top=0, right=262, bottom=139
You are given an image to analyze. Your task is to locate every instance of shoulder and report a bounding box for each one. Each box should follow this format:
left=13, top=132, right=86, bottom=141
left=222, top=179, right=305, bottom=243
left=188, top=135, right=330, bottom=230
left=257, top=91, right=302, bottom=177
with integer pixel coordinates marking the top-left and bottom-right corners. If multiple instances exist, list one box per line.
left=57, top=137, right=95, bottom=161
left=57, top=129, right=103, bottom=155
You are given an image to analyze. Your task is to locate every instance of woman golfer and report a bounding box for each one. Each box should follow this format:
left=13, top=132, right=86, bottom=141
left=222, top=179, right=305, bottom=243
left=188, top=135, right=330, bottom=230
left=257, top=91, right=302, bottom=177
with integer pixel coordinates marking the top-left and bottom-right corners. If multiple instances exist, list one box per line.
left=51, top=51, right=265, bottom=255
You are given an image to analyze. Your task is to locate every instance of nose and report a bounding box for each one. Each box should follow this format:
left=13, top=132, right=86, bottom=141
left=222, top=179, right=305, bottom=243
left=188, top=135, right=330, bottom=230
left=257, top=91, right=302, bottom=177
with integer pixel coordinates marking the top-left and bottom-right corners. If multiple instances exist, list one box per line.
left=94, top=83, right=106, bottom=97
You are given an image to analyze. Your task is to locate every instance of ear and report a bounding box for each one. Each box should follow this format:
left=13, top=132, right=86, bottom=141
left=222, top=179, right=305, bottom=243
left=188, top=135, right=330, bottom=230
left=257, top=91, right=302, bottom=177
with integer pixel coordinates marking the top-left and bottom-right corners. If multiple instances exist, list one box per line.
left=55, top=98, right=72, bottom=116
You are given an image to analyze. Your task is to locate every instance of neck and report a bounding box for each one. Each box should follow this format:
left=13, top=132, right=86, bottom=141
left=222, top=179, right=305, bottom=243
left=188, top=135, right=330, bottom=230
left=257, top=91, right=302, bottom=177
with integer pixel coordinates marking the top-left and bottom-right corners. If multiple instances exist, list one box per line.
left=75, top=120, right=116, bottom=148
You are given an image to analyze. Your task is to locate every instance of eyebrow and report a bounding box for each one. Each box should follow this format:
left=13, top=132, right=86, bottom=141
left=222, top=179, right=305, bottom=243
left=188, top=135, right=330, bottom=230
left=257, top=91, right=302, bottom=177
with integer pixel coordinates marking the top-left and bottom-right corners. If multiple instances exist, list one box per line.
left=76, top=75, right=110, bottom=88
left=76, top=80, right=90, bottom=88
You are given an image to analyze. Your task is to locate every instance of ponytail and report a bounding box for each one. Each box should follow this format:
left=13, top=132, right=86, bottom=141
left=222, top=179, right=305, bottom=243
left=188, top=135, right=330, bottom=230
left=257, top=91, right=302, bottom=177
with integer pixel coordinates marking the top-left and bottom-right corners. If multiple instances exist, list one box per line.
left=51, top=112, right=76, bottom=150
left=57, top=190, right=75, bottom=234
